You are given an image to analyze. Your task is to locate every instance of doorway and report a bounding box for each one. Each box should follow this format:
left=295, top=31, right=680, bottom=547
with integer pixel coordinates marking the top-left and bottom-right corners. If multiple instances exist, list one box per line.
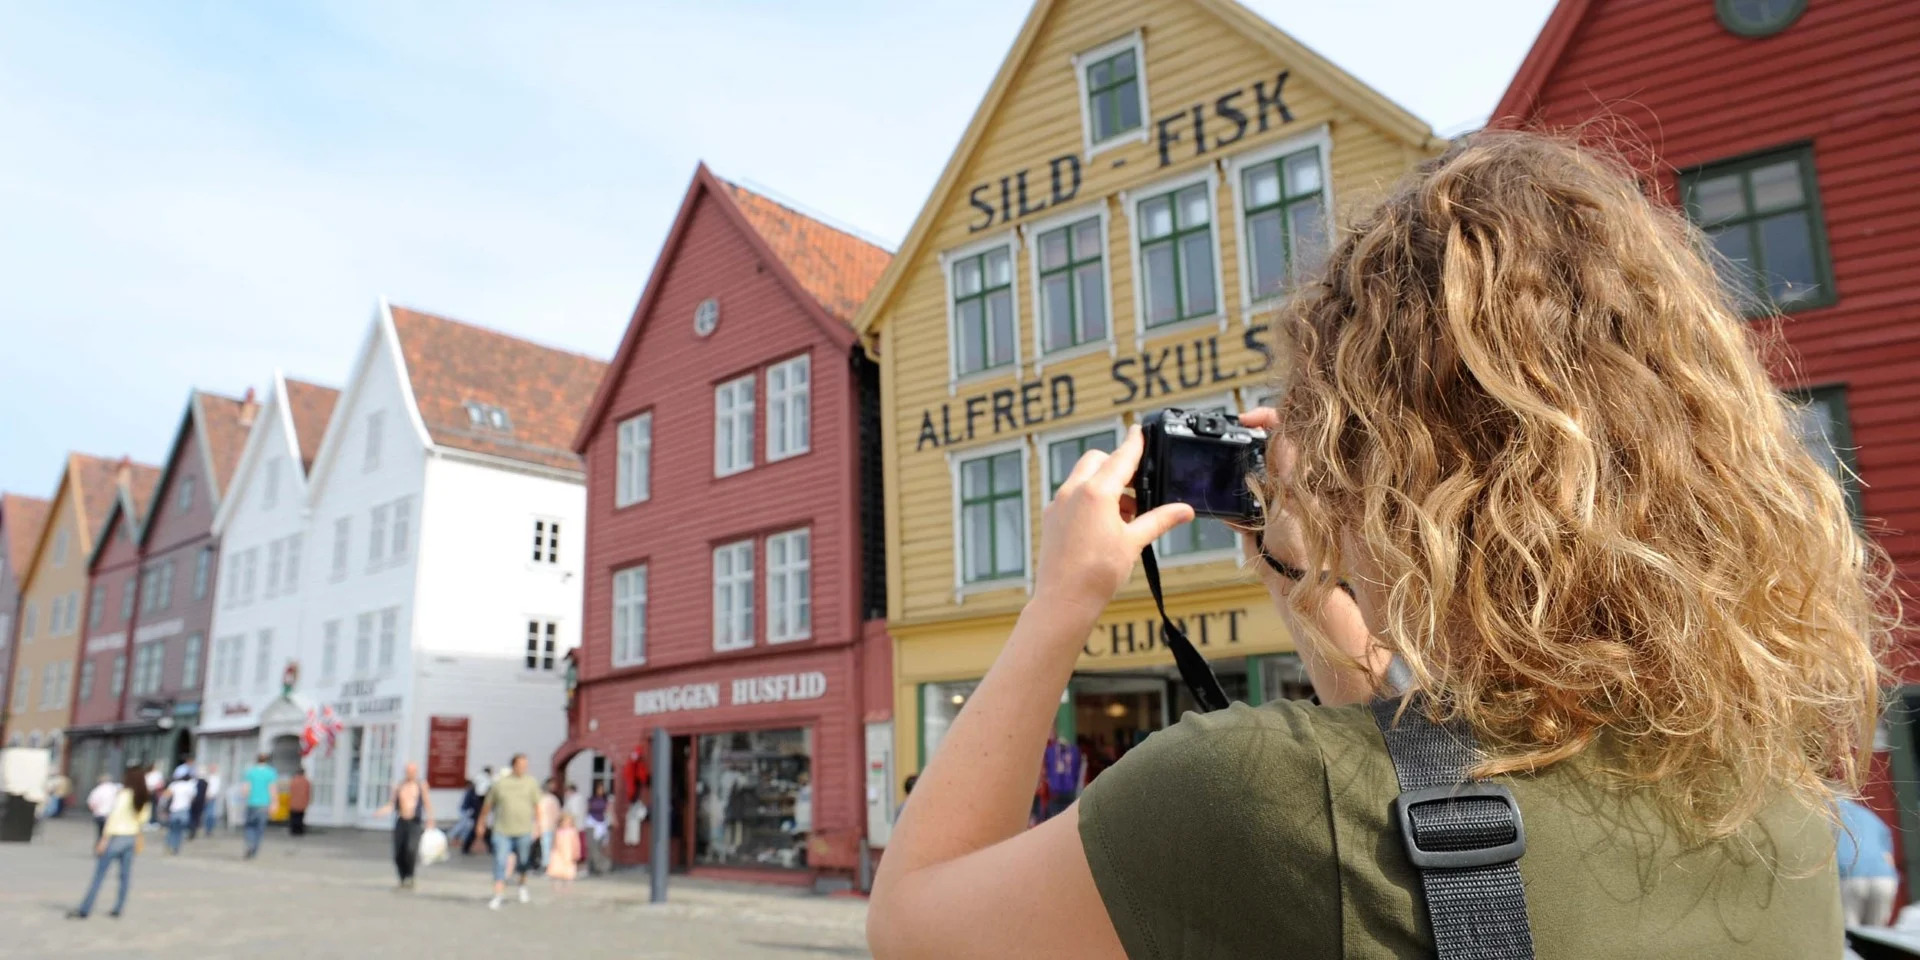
left=671, top=735, right=694, bottom=869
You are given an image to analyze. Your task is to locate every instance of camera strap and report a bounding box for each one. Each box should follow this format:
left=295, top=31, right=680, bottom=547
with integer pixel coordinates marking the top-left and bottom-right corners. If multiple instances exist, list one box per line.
left=1138, top=543, right=1231, bottom=713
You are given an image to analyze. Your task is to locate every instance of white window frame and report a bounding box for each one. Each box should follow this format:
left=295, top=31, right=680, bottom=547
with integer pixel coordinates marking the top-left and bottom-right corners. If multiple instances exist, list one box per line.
left=331, top=517, right=350, bottom=580
left=239, top=548, right=258, bottom=605
left=714, top=375, right=756, bottom=477
left=1037, top=418, right=1127, bottom=501
left=368, top=504, right=389, bottom=567
left=941, top=231, right=1023, bottom=392
left=363, top=411, right=384, bottom=472
left=389, top=497, right=411, bottom=561
left=766, top=528, right=812, bottom=644
left=265, top=539, right=285, bottom=599
left=712, top=539, right=755, bottom=652
left=1153, top=392, right=1245, bottom=567
left=1122, top=165, right=1228, bottom=348
left=766, top=354, right=812, bottom=462
left=321, top=620, right=340, bottom=682
left=1073, top=30, right=1151, bottom=160
left=1027, top=203, right=1119, bottom=369
left=181, top=633, right=202, bottom=690
left=1225, top=125, right=1336, bottom=320
left=253, top=629, right=274, bottom=690
left=283, top=534, right=301, bottom=593
left=193, top=546, right=213, bottom=600
left=378, top=607, right=398, bottom=671
left=354, top=613, right=374, bottom=675
left=532, top=517, right=560, bottom=565
left=611, top=565, right=648, bottom=667
left=947, top=435, right=1035, bottom=601
left=525, top=618, right=559, bottom=671
left=615, top=412, right=652, bottom=506
left=262, top=456, right=283, bottom=510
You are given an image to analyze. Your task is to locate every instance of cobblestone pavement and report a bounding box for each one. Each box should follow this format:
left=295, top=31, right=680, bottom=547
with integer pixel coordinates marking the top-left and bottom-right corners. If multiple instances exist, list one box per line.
left=0, top=816, right=871, bottom=959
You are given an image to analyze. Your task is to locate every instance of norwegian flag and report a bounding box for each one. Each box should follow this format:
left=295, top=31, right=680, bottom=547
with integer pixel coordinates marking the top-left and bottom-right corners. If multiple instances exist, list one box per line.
left=300, top=710, right=323, bottom=756
left=319, top=705, right=346, bottom=750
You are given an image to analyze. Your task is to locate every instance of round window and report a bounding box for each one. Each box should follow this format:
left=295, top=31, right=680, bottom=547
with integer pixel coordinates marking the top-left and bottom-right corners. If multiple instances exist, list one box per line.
left=693, top=298, right=720, bottom=337
left=1716, top=0, right=1807, bottom=37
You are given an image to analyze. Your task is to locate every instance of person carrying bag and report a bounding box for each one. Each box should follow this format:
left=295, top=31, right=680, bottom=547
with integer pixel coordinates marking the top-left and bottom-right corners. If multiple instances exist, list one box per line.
left=866, top=131, right=1892, bottom=959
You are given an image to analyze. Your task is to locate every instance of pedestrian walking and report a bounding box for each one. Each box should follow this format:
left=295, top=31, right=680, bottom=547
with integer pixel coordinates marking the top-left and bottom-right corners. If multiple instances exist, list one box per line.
left=562, top=782, right=585, bottom=828
left=164, top=773, right=196, bottom=855
left=375, top=762, right=435, bottom=890
left=459, top=771, right=489, bottom=855
left=478, top=754, right=541, bottom=910
left=545, top=812, right=581, bottom=895
left=86, top=774, right=118, bottom=840
left=143, top=764, right=163, bottom=825
left=44, top=772, right=71, bottom=818
left=200, top=764, right=221, bottom=835
left=187, top=767, right=208, bottom=840
left=584, top=781, right=611, bottom=875
left=241, top=754, right=276, bottom=859
left=286, top=765, right=312, bottom=837
left=536, top=779, right=562, bottom=874
left=67, top=767, right=152, bottom=920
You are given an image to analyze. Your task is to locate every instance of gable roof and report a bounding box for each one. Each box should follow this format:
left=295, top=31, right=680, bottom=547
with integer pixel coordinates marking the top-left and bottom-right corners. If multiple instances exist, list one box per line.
left=284, top=379, right=340, bottom=474
left=387, top=305, right=608, bottom=474
left=571, top=165, right=893, bottom=451
left=125, top=463, right=162, bottom=528
left=1489, top=0, right=1595, bottom=123
left=1, top=494, right=51, bottom=577
left=850, top=0, right=1437, bottom=340
left=72, top=454, right=133, bottom=548
left=195, top=389, right=258, bottom=502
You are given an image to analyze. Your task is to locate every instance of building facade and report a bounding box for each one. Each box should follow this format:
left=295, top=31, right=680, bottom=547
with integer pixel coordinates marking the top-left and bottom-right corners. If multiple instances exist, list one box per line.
left=202, top=303, right=604, bottom=830
left=198, top=375, right=337, bottom=802
left=68, top=390, right=254, bottom=787
left=4, top=454, right=151, bottom=762
left=852, top=0, right=1439, bottom=803
left=565, top=168, right=892, bottom=884
left=0, top=494, right=51, bottom=736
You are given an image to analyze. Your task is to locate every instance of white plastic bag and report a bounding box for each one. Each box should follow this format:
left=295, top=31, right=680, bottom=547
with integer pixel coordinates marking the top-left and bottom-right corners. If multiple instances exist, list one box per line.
left=418, top=827, right=449, bottom=866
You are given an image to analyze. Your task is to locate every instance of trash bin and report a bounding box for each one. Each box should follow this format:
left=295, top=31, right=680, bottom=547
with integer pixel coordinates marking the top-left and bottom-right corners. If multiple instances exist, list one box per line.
left=0, top=793, right=36, bottom=843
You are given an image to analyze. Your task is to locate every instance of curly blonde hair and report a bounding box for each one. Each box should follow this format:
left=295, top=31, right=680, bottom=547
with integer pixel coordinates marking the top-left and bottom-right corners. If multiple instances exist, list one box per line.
left=1270, top=130, right=1898, bottom=839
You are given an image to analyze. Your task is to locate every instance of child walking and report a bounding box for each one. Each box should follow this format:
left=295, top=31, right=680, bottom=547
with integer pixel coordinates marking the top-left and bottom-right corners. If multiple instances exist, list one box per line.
left=545, top=812, right=581, bottom=894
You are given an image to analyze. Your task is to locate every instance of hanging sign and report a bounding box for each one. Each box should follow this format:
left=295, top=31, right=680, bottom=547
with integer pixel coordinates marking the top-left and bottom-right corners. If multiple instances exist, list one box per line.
left=426, top=716, right=469, bottom=790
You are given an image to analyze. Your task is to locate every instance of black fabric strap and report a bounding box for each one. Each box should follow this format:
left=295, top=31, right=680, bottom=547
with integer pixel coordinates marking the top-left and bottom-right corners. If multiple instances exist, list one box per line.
left=1139, top=543, right=1230, bottom=713
left=1370, top=696, right=1535, bottom=960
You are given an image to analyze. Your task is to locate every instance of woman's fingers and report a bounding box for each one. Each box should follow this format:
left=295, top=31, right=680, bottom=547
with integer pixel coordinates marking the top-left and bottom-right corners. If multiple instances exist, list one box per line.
left=1090, top=425, right=1145, bottom=493
left=1061, top=446, right=1109, bottom=493
left=1125, top=502, right=1194, bottom=547
left=1239, top=407, right=1279, bottom=430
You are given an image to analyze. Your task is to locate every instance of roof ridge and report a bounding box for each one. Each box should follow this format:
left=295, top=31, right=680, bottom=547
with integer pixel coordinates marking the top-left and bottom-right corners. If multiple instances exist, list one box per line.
left=386, top=303, right=609, bottom=366
left=722, top=177, right=896, bottom=255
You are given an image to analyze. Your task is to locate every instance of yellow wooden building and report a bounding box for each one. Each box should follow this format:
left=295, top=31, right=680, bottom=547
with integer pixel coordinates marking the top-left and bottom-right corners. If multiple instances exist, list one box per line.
left=852, top=0, right=1439, bottom=801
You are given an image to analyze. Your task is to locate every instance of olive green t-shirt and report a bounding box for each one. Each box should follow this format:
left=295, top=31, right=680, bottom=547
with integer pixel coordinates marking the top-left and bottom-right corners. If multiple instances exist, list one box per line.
left=1079, top=699, right=1840, bottom=959
left=488, top=774, right=543, bottom=837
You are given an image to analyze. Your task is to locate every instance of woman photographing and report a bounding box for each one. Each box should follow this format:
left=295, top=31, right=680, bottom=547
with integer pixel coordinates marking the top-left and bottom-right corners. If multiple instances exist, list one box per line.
left=867, top=132, right=1894, bottom=958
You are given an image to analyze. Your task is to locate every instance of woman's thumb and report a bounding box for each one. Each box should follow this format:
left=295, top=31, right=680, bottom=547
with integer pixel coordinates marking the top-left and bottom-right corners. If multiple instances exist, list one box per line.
left=1126, top=503, right=1195, bottom=547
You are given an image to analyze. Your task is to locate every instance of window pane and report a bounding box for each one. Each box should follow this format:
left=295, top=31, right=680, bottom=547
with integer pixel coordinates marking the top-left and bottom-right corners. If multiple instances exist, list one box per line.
left=1244, top=164, right=1281, bottom=208
left=992, top=451, right=1021, bottom=491
left=964, top=504, right=991, bottom=580
left=1789, top=398, right=1842, bottom=477
left=1087, top=58, right=1110, bottom=89
left=1144, top=243, right=1178, bottom=326
left=986, top=248, right=1012, bottom=287
left=1076, top=263, right=1108, bottom=340
left=1288, top=196, right=1328, bottom=280
left=1039, top=229, right=1070, bottom=270
left=1708, top=224, right=1755, bottom=297
left=1248, top=210, right=1285, bottom=300
left=1042, top=274, right=1074, bottom=352
left=956, top=299, right=985, bottom=374
left=1180, top=232, right=1217, bottom=316
left=1072, top=219, right=1101, bottom=257
left=1691, top=174, right=1746, bottom=224
left=1749, top=160, right=1805, bottom=212
left=1285, top=150, right=1322, bottom=196
left=1177, top=185, right=1210, bottom=227
left=1050, top=442, right=1078, bottom=493
left=1114, top=79, right=1141, bottom=132
left=962, top=459, right=989, bottom=499
left=1110, top=49, right=1136, bottom=81
left=1759, top=212, right=1820, bottom=305
left=993, top=498, right=1024, bottom=574
left=1091, top=90, right=1117, bottom=142
left=1141, top=197, right=1173, bottom=239
left=1195, top=518, right=1237, bottom=552
left=988, top=291, right=1015, bottom=366
left=955, top=258, right=981, bottom=296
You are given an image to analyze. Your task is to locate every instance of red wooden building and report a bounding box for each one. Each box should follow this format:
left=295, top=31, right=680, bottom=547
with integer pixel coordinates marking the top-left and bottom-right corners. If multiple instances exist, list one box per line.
left=564, top=166, right=892, bottom=886
left=1496, top=0, right=1920, bottom=888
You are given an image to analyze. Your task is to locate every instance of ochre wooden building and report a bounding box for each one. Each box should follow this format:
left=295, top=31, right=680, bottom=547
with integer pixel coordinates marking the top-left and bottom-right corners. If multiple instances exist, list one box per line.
left=852, top=0, right=1439, bottom=804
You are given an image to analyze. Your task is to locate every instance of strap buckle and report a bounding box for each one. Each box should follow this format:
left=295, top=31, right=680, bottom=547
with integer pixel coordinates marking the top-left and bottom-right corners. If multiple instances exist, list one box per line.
left=1392, top=782, right=1527, bottom=870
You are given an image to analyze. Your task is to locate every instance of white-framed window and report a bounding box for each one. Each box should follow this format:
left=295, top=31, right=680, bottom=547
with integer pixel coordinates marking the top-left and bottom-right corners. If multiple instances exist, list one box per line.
left=612, top=565, right=647, bottom=667
left=331, top=517, right=350, bottom=579
left=389, top=497, right=411, bottom=560
left=41, top=661, right=67, bottom=708
left=177, top=473, right=195, bottom=512
left=368, top=504, right=389, bottom=566
left=1075, top=30, right=1150, bottom=156
left=712, top=540, right=755, bottom=651
left=354, top=613, right=374, bottom=674
left=767, top=355, right=811, bottom=461
left=122, top=577, right=136, bottom=619
left=532, top=518, right=560, bottom=565
left=1030, top=208, right=1112, bottom=357
left=363, top=411, right=384, bottom=472
left=1130, top=169, right=1224, bottom=332
left=240, top=548, right=258, bottom=604
left=525, top=619, right=558, bottom=671
left=14, top=667, right=32, bottom=708
left=20, top=602, right=34, bottom=643
left=52, top=529, right=68, bottom=567
left=283, top=534, right=302, bottom=592
left=715, top=375, right=755, bottom=477
left=1041, top=422, right=1122, bottom=499
left=952, top=439, right=1031, bottom=588
left=262, top=456, right=283, bottom=510
left=77, top=660, right=95, bottom=705
left=253, top=629, right=274, bottom=689
left=378, top=607, right=398, bottom=671
left=181, top=633, right=202, bottom=689
left=89, top=583, right=104, bottom=630
left=193, top=547, right=213, bottom=601
left=616, top=413, right=652, bottom=506
left=360, top=724, right=397, bottom=813
left=766, top=528, right=812, bottom=643
left=211, top=636, right=240, bottom=691
left=223, top=635, right=244, bottom=688
left=321, top=620, right=340, bottom=682
left=946, top=236, right=1019, bottom=379
left=1156, top=396, right=1242, bottom=560
left=133, top=641, right=163, bottom=696
left=1229, top=128, right=1334, bottom=308
left=265, top=539, right=285, bottom=599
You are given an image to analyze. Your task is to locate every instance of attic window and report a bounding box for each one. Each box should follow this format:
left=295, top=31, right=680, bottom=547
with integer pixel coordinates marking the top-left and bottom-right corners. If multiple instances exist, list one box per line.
left=1716, top=0, right=1805, bottom=36
left=465, top=402, right=512, bottom=431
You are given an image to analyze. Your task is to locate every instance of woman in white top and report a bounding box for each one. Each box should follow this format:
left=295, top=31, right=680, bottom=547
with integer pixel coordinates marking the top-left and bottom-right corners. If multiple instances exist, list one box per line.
left=69, top=768, right=153, bottom=919
left=164, top=776, right=197, bottom=854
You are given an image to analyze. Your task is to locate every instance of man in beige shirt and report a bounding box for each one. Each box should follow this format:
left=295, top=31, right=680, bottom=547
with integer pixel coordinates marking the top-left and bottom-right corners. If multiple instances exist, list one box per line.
left=478, top=754, right=543, bottom=909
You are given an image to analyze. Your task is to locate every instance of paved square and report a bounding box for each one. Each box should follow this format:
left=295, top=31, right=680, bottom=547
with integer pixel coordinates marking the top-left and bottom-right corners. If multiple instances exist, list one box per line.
left=0, top=817, right=872, bottom=959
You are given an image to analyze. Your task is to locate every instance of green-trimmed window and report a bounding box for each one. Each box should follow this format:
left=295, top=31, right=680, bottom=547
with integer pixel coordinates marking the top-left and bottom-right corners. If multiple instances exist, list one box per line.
left=952, top=247, right=1015, bottom=376
left=1156, top=404, right=1239, bottom=557
left=1138, top=184, right=1218, bottom=328
left=1037, top=218, right=1109, bottom=353
left=1242, top=146, right=1328, bottom=301
left=960, top=450, right=1025, bottom=582
left=1681, top=146, right=1833, bottom=313
left=1787, top=384, right=1863, bottom=522
left=1085, top=48, right=1142, bottom=145
left=1046, top=429, right=1118, bottom=497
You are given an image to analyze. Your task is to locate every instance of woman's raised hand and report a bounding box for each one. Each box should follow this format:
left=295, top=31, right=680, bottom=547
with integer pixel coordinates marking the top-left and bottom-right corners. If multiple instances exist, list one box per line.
left=1035, top=425, right=1194, bottom=620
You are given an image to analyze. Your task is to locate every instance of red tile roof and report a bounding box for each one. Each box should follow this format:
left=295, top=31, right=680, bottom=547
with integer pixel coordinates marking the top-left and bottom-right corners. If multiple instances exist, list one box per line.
left=125, top=463, right=163, bottom=528
left=722, top=181, right=892, bottom=325
left=1, top=493, right=51, bottom=576
left=70, top=454, right=128, bottom=547
left=284, top=379, right=340, bottom=474
left=387, top=306, right=609, bottom=473
left=195, top=390, right=257, bottom=497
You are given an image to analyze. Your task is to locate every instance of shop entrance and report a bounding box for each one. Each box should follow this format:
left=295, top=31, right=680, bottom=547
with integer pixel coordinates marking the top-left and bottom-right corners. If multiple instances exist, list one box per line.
left=670, top=735, right=694, bottom=870
left=690, top=728, right=813, bottom=870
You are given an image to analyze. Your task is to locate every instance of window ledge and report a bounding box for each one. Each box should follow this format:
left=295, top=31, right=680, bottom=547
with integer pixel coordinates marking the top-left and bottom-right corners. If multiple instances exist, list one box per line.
left=1137, top=311, right=1228, bottom=346
left=767, top=633, right=812, bottom=645
left=1087, top=128, right=1149, bottom=161
left=766, top=447, right=812, bottom=465
left=1151, top=547, right=1246, bottom=571
left=955, top=577, right=1031, bottom=601
left=1035, top=339, right=1115, bottom=369
left=949, top=364, right=1021, bottom=394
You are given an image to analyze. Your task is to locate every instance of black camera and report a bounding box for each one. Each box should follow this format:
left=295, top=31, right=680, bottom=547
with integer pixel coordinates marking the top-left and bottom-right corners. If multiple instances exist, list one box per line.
left=1132, top=408, right=1268, bottom=524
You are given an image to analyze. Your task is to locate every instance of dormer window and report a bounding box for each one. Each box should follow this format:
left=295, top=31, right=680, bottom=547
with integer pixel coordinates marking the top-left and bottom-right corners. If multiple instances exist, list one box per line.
left=1717, top=0, right=1805, bottom=37
left=464, top=402, right=512, bottom=431
left=1076, top=32, right=1149, bottom=156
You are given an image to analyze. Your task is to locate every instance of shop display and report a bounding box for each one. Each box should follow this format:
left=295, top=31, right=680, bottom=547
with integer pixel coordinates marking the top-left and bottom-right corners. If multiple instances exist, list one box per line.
left=694, top=728, right=811, bottom=870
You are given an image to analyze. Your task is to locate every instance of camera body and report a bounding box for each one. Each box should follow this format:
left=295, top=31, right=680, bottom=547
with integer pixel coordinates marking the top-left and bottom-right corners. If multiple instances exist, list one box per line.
left=1132, top=408, right=1268, bottom=524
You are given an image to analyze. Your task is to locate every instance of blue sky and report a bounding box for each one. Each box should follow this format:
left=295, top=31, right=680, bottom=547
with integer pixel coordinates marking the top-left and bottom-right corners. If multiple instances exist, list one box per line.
left=0, top=0, right=1554, bottom=498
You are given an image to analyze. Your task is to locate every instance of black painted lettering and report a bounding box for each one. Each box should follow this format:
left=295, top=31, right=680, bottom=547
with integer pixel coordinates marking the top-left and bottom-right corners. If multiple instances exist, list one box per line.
left=999, top=176, right=1013, bottom=224
left=1015, top=170, right=1045, bottom=218
left=968, top=184, right=996, bottom=232
left=1213, top=90, right=1248, bottom=149
left=991, top=389, right=1018, bottom=433
left=1110, top=359, right=1139, bottom=405
left=1019, top=379, right=1044, bottom=426
left=964, top=395, right=986, bottom=441
left=1225, top=608, right=1245, bottom=644
left=1195, top=611, right=1212, bottom=647
left=1254, top=71, right=1294, bottom=132
left=1110, top=622, right=1134, bottom=656
left=1176, top=342, right=1205, bottom=389
left=1050, top=374, right=1078, bottom=418
left=1243, top=322, right=1275, bottom=375
left=916, top=411, right=940, bottom=450
left=1049, top=154, right=1083, bottom=205
left=1155, top=113, right=1184, bottom=167
left=1208, top=336, right=1235, bottom=383
left=941, top=405, right=960, bottom=446
left=1190, top=104, right=1208, bottom=157
left=1140, top=348, right=1172, bottom=398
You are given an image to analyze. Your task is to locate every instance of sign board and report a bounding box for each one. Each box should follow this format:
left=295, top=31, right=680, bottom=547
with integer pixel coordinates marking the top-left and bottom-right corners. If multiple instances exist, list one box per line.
left=426, top=716, right=469, bottom=790
left=633, top=671, right=829, bottom=716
